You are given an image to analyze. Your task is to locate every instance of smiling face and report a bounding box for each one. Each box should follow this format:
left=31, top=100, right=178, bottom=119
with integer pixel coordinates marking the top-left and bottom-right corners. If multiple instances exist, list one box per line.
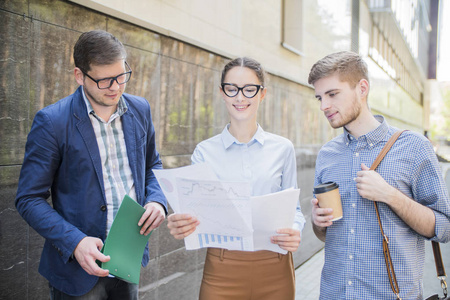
left=313, top=74, right=365, bottom=129
left=220, top=66, right=266, bottom=125
left=75, top=59, right=127, bottom=116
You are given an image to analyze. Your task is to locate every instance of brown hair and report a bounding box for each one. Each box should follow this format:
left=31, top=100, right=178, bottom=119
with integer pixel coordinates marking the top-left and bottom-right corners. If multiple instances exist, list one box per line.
left=308, top=51, right=368, bottom=88
left=73, top=30, right=127, bottom=72
left=221, top=57, right=266, bottom=86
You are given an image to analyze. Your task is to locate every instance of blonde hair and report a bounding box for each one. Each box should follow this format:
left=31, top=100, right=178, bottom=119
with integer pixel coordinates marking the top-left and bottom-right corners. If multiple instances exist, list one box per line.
left=308, top=51, right=368, bottom=88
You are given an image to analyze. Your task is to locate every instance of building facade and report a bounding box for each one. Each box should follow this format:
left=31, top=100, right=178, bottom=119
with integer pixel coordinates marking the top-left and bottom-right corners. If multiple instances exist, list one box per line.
left=0, top=0, right=439, bottom=299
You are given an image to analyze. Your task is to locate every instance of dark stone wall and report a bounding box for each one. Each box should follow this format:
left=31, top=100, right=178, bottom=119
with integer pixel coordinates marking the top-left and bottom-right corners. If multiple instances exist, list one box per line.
left=0, top=1, right=331, bottom=299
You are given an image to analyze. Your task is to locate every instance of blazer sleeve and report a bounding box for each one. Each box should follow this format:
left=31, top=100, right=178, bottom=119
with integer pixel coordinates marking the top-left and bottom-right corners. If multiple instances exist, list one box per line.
left=15, top=109, right=86, bottom=262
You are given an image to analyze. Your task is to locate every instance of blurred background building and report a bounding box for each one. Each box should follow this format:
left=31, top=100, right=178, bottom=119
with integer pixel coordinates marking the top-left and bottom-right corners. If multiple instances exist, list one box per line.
left=0, top=0, right=447, bottom=299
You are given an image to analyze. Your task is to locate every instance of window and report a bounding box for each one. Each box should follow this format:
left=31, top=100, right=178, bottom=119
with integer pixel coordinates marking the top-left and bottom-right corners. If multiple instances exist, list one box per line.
left=282, top=0, right=304, bottom=56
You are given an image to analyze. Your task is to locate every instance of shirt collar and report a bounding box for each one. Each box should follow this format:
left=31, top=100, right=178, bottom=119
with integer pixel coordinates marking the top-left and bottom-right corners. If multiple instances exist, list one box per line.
left=221, top=124, right=265, bottom=149
left=81, top=86, right=128, bottom=117
left=343, top=115, right=389, bottom=145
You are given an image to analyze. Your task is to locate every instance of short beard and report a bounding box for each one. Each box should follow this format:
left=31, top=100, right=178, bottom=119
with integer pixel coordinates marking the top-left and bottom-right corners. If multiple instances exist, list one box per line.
left=330, top=94, right=361, bottom=129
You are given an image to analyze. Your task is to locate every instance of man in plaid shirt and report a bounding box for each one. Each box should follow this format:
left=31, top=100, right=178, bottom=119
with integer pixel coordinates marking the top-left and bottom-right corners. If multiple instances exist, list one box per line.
left=309, top=51, right=450, bottom=299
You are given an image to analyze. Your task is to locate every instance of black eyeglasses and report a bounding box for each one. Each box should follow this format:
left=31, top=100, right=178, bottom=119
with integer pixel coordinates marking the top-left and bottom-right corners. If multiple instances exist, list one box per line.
left=221, top=83, right=264, bottom=98
left=81, top=61, right=132, bottom=89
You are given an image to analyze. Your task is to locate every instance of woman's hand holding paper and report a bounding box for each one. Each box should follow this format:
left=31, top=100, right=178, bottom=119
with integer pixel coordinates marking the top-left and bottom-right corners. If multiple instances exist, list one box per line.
left=167, top=213, right=200, bottom=240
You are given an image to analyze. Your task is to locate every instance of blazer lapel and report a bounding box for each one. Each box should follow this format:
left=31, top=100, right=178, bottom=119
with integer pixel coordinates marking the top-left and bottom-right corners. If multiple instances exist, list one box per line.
left=121, top=105, right=140, bottom=200
left=72, top=87, right=106, bottom=202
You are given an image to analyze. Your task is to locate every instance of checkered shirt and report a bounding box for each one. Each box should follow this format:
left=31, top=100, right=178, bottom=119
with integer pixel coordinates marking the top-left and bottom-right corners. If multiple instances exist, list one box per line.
left=315, top=115, right=450, bottom=299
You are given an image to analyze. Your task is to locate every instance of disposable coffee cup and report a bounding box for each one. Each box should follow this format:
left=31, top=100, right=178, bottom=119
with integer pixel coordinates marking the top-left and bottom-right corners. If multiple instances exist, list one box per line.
left=314, top=182, right=343, bottom=221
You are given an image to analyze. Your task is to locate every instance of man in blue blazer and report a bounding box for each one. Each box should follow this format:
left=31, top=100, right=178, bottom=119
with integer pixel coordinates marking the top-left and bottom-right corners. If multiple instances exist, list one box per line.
left=15, top=30, right=167, bottom=299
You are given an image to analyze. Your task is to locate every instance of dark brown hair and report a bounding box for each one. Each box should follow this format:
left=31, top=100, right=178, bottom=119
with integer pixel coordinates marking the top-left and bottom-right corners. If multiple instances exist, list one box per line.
left=221, top=57, right=266, bottom=86
left=73, top=30, right=127, bottom=72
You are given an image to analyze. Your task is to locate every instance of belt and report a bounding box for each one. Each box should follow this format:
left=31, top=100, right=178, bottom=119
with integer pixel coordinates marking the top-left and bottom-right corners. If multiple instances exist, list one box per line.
left=207, top=248, right=285, bottom=261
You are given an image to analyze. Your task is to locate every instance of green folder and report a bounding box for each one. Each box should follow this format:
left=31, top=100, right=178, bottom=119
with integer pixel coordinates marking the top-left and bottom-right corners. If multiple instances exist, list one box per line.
left=99, top=195, right=152, bottom=284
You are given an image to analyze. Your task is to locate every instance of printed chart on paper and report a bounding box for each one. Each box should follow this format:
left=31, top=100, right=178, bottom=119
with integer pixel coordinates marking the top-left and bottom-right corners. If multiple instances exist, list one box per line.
left=177, top=178, right=254, bottom=251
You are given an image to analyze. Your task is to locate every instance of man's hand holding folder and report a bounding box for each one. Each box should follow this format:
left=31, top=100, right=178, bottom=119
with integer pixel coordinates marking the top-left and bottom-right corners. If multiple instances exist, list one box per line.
left=139, top=202, right=166, bottom=235
left=72, top=195, right=163, bottom=284
left=74, top=237, right=110, bottom=277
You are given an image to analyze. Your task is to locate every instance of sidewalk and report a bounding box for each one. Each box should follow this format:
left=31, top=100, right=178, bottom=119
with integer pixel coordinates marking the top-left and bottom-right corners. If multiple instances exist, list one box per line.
left=295, top=248, right=323, bottom=299
left=295, top=236, right=450, bottom=299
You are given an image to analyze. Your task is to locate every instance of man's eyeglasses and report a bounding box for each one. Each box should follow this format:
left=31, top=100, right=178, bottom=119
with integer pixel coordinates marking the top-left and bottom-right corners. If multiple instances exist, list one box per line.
left=221, top=83, right=264, bottom=98
left=81, top=61, right=132, bottom=89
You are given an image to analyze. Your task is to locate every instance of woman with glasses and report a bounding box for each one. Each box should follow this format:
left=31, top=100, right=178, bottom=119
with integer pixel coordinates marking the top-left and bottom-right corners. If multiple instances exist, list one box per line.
left=167, top=57, right=305, bottom=300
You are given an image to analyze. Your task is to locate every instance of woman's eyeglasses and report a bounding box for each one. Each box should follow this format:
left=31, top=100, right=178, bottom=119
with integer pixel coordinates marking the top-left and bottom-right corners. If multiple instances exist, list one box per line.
left=221, top=83, right=264, bottom=98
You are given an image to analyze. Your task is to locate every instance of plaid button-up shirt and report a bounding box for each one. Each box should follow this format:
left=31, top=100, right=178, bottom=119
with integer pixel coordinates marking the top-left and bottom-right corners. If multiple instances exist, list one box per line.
left=315, top=115, right=450, bottom=299
left=82, top=88, right=136, bottom=234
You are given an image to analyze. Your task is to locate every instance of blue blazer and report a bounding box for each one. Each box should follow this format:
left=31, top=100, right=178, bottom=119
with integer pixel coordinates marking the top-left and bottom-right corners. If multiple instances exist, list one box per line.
left=15, top=86, right=167, bottom=296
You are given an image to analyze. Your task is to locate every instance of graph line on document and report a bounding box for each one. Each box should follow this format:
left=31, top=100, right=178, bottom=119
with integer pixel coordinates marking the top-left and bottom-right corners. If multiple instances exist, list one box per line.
left=179, top=181, right=249, bottom=199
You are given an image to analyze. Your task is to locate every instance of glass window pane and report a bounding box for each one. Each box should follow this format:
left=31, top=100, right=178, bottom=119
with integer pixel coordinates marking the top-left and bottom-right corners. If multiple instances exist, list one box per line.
left=282, top=0, right=303, bottom=55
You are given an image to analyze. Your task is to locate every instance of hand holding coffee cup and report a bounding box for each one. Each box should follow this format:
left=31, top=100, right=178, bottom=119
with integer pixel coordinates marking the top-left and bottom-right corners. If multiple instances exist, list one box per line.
left=314, top=182, right=343, bottom=221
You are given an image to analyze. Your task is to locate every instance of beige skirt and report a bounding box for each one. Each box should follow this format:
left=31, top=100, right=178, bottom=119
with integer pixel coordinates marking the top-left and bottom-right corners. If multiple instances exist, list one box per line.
left=199, top=248, right=295, bottom=300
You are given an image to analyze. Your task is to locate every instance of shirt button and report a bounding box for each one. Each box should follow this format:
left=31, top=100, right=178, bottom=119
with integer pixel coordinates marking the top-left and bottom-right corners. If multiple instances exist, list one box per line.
left=100, top=205, right=107, bottom=211
left=348, top=281, right=352, bottom=286
left=349, top=255, right=353, bottom=259
left=355, top=152, right=359, bottom=157
left=350, top=229, right=355, bottom=234
left=352, top=203, right=356, bottom=208
left=369, top=143, right=373, bottom=147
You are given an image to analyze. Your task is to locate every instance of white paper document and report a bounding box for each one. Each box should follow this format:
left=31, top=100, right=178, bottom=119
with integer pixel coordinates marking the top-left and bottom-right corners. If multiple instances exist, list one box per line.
left=178, top=178, right=255, bottom=251
left=153, top=163, right=218, bottom=213
left=252, top=188, right=300, bottom=254
left=154, top=163, right=300, bottom=253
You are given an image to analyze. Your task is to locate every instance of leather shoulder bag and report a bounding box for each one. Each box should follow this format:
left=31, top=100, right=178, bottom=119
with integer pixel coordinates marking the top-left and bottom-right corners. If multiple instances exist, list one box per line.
left=425, top=241, right=448, bottom=300
left=370, top=130, right=448, bottom=300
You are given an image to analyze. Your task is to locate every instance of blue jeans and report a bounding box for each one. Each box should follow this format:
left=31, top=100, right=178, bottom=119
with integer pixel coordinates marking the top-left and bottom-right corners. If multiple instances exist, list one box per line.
left=49, top=277, right=138, bottom=300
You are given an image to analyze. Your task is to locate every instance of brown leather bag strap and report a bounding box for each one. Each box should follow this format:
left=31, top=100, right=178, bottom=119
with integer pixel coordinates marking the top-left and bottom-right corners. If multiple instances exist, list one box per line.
left=432, top=241, right=448, bottom=298
left=432, top=240, right=446, bottom=277
left=369, top=130, right=407, bottom=300
left=370, top=130, right=407, bottom=243
left=369, top=130, right=406, bottom=172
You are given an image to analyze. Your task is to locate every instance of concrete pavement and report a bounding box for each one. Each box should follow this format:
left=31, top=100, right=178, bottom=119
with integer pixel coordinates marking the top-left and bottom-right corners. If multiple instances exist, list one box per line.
left=295, top=248, right=323, bottom=299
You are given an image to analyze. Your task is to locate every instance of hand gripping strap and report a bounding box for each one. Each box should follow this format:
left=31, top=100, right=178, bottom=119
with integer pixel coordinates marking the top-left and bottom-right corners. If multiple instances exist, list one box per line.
left=371, top=130, right=447, bottom=299
left=369, top=130, right=407, bottom=300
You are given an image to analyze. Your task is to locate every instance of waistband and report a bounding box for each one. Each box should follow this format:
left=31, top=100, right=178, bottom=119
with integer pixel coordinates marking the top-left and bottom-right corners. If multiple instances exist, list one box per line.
left=206, top=248, right=287, bottom=261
